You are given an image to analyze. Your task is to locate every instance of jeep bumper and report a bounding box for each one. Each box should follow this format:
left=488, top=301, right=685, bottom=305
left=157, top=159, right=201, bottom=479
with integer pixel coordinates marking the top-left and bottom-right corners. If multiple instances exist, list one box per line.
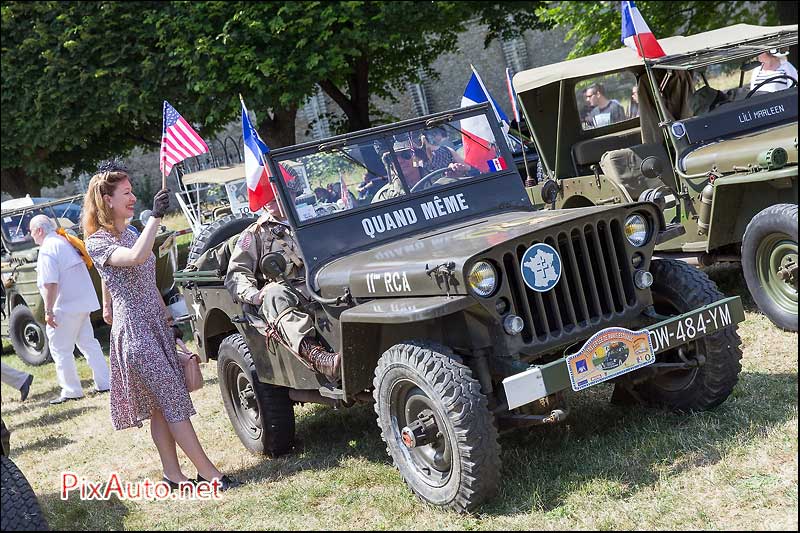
left=502, top=296, right=745, bottom=410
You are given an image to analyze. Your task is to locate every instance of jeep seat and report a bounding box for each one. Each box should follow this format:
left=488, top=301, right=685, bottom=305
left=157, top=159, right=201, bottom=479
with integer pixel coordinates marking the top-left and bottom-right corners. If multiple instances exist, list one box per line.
left=571, top=127, right=642, bottom=175
left=599, top=143, right=677, bottom=201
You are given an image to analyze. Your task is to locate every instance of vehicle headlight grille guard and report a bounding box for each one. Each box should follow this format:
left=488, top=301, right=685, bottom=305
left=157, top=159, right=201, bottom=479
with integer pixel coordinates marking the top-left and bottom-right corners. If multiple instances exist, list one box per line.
left=493, top=213, right=651, bottom=356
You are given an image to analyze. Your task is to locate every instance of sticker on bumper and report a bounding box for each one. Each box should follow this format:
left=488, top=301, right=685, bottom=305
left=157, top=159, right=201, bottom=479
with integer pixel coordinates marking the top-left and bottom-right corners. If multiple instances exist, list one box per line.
left=566, top=327, right=655, bottom=392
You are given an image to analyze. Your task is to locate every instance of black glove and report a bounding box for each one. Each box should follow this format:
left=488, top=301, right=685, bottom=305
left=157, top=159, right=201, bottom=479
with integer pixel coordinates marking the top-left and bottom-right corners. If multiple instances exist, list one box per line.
left=151, top=188, right=171, bottom=218
left=171, top=324, right=184, bottom=341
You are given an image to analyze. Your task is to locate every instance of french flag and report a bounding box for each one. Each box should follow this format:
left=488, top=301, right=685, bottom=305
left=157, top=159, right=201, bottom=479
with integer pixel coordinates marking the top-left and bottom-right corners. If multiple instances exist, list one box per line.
left=460, top=65, right=510, bottom=173
left=241, top=99, right=275, bottom=212
left=621, top=1, right=665, bottom=59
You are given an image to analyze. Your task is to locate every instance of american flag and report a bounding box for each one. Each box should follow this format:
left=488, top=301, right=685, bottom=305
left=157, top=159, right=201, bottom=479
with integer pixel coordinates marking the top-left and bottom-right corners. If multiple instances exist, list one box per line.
left=160, top=101, right=209, bottom=177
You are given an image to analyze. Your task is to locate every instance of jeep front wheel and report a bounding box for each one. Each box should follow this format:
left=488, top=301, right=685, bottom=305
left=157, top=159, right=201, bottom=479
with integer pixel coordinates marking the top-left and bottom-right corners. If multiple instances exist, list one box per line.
left=217, top=333, right=295, bottom=456
left=373, top=341, right=501, bottom=513
left=628, top=259, right=742, bottom=411
left=8, top=306, right=51, bottom=366
left=742, top=204, right=797, bottom=331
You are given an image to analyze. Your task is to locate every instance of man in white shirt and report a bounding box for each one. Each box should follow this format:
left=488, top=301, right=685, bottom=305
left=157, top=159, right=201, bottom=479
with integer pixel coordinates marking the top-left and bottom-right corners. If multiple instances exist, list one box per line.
left=30, top=215, right=110, bottom=404
left=749, top=49, right=798, bottom=94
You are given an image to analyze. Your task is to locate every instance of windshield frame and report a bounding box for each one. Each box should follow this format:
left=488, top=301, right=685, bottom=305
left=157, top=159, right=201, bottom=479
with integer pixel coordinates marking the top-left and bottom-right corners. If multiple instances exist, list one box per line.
left=266, top=104, right=532, bottom=275
left=1, top=195, right=84, bottom=252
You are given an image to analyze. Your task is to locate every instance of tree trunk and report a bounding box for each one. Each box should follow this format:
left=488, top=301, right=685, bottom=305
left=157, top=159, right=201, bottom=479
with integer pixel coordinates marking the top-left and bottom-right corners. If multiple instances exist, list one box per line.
left=256, top=106, right=298, bottom=149
left=319, top=52, right=372, bottom=133
left=1, top=168, right=42, bottom=198
left=775, top=1, right=798, bottom=68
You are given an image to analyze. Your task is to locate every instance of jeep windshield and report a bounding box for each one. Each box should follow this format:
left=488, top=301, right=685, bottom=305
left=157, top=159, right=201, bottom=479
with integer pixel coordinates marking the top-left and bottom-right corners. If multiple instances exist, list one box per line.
left=268, top=104, right=534, bottom=273
left=0, top=195, right=83, bottom=252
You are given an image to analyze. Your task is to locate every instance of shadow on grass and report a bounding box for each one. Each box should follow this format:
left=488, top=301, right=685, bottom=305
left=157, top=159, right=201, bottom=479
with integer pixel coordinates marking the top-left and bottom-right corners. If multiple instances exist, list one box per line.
left=702, top=263, right=758, bottom=313
left=25, top=404, right=101, bottom=428
left=217, top=368, right=796, bottom=517
left=38, top=491, right=129, bottom=531
left=18, top=434, right=76, bottom=454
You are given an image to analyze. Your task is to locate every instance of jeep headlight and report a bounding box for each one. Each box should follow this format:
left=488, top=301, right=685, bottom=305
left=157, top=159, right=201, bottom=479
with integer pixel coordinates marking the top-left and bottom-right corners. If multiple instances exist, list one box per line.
left=624, top=214, right=650, bottom=247
left=467, top=261, right=498, bottom=297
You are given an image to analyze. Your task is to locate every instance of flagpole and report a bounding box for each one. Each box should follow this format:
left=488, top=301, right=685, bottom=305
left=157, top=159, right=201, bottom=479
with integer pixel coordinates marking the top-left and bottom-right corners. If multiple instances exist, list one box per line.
left=161, top=101, right=168, bottom=190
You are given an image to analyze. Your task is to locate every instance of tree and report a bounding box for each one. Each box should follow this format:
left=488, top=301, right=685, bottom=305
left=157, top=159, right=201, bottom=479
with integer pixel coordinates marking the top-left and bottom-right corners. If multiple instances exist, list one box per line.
left=536, top=1, right=783, bottom=59
left=0, top=2, right=219, bottom=196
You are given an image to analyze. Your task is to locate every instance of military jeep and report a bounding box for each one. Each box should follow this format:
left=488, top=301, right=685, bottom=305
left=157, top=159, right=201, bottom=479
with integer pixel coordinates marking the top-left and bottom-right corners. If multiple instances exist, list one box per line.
left=1, top=194, right=187, bottom=365
left=175, top=104, right=745, bottom=512
left=514, top=23, right=798, bottom=331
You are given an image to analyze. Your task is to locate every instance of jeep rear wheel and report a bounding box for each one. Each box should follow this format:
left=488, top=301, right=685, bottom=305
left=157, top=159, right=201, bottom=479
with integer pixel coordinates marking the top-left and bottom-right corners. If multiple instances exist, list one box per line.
left=373, top=341, right=501, bottom=513
left=218, top=333, right=295, bottom=456
left=8, top=306, right=51, bottom=366
left=628, top=259, right=742, bottom=411
left=742, top=204, right=797, bottom=331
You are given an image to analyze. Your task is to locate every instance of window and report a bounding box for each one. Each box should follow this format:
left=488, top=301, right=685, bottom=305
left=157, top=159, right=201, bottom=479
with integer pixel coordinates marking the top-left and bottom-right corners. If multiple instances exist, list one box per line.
left=576, top=72, right=639, bottom=130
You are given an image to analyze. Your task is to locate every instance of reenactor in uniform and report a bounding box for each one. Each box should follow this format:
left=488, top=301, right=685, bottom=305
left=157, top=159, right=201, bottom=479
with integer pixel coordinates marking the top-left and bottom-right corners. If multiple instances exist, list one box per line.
left=224, top=199, right=341, bottom=382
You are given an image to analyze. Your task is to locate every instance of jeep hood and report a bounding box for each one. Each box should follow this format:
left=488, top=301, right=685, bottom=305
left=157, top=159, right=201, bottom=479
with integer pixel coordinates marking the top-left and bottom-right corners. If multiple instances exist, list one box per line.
left=315, top=205, right=631, bottom=298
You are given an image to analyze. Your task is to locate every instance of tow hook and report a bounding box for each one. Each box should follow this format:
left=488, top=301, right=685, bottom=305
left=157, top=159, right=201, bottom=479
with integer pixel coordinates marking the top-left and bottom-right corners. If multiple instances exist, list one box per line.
left=400, top=409, right=440, bottom=449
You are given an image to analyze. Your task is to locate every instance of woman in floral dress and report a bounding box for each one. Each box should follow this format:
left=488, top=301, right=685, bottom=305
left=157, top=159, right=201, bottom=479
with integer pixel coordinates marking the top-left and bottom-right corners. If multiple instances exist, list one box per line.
left=83, top=164, right=239, bottom=491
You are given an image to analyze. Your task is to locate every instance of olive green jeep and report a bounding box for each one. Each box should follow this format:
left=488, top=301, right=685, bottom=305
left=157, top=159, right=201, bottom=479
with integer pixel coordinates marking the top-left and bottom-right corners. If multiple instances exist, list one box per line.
left=1, top=194, right=187, bottom=365
left=515, top=23, right=798, bottom=331
left=175, top=104, right=746, bottom=512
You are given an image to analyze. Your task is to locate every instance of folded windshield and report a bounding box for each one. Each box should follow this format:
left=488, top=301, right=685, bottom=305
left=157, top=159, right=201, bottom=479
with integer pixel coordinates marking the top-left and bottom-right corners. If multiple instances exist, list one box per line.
left=272, top=113, right=510, bottom=224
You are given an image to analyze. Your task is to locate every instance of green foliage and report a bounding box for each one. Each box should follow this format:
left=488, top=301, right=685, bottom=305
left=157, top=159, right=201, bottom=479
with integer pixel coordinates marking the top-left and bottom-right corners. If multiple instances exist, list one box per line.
left=537, top=1, right=779, bottom=59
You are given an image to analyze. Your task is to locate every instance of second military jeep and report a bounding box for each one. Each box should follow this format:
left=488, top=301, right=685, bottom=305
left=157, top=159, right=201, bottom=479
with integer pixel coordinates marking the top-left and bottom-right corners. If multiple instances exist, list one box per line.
left=176, top=104, right=745, bottom=512
left=514, top=23, right=798, bottom=331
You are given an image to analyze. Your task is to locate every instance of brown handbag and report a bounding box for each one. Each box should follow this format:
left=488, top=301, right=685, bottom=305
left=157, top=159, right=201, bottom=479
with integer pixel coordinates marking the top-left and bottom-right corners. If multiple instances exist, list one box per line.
left=176, top=339, right=203, bottom=393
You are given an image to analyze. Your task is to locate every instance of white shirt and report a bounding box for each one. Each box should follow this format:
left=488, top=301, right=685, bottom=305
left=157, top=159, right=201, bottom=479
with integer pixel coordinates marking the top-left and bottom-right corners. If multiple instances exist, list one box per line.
left=749, top=60, right=799, bottom=93
left=36, top=232, right=100, bottom=313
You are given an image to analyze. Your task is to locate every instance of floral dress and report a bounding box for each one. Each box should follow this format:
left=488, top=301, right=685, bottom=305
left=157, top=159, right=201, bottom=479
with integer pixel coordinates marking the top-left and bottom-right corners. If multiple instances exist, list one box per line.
left=86, top=228, right=195, bottom=430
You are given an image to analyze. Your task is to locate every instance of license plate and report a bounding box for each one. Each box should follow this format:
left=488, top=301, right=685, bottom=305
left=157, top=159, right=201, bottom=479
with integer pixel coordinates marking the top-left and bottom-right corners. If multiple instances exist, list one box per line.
left=566, top=327, right=655, bottom=392
left=647, top=300, right=734, bottom=354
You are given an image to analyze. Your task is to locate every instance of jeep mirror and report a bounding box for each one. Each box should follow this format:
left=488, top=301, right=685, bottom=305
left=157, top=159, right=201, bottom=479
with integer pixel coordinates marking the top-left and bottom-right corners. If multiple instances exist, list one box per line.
left=260, top=252, right=287, bottom=279
left=139, top=209, right=153, bottom=226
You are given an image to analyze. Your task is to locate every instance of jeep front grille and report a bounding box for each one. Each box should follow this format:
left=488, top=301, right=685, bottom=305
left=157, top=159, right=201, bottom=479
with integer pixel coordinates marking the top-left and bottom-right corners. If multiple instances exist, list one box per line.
left=503, top=219, right=637, bottom=343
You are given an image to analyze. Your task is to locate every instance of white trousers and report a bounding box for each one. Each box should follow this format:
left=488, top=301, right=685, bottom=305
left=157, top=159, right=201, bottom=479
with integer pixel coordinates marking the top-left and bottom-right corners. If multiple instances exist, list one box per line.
left=1, top=361, right=31, bottom=390
left=46, top=311, right=110, bottom=398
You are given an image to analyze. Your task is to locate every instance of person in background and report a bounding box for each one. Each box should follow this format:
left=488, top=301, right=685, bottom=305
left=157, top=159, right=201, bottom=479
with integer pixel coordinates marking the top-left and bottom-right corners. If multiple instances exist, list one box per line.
left=628, top=85, right=640, bottom=118
left=749, top=49, right=798, bottom=93
left=83, top=162, right=239, bottom=491
left=30, top=214, right=110, bottom=405
left=1, top=362, right=34, bottom=402
left=587, top=83, right=626, bottom=127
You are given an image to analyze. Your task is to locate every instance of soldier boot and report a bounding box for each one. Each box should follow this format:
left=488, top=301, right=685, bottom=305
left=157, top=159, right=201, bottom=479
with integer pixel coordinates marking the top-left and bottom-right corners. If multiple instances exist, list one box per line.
left=298, top=338, right=341, bottom=382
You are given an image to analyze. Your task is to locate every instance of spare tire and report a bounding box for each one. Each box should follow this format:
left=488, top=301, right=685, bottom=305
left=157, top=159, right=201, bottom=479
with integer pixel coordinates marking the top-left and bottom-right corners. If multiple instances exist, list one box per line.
left=187, top=212, right=258, bottom=267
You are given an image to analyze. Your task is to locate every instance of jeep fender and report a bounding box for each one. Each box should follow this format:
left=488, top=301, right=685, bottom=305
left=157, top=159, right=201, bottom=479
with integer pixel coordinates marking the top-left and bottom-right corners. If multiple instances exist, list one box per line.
left=339, top=296, right=475, bottom=396
left=707, top=167, right=798, bottom=251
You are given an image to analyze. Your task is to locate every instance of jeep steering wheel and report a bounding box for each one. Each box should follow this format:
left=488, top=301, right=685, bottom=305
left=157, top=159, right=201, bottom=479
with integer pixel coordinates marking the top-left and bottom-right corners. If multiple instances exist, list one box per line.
left=409, top=168, right=449, bottom=193
left=746, top=74, right=797, bottom=98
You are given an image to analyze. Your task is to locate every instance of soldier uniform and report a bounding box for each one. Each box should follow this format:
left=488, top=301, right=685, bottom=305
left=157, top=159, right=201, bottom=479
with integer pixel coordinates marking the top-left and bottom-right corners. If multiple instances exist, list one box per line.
left=224, top=213, right=340, bottom=381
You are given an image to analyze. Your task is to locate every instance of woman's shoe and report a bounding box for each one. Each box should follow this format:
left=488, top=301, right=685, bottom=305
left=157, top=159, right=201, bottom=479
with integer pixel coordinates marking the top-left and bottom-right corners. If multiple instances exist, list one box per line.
left=161, top=476, right=196, bottom=492
left=195, top=473, right=243, bottom=492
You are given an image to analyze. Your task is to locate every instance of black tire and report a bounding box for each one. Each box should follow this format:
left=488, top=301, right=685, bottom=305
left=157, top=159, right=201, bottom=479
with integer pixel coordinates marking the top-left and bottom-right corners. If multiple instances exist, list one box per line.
left=8, top=306, right=51, bottom=366
left=741, top=204, right=798, bottom=331
left=217, top=333, right=295, bottom=456
left=373, top=341, right=501, bottom=513
left=629, top=259, right=742, bottom=411
left=187, top=212, right=258, bottom=266
left=1, top=456, right=49, bottom=531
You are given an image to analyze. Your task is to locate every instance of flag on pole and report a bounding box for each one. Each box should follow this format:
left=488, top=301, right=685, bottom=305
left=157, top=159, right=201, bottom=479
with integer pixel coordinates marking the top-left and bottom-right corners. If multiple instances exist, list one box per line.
left=160, top=101, right=209, bottom=178
left=621, top=1, right=666, bottom=59
left=241, top=99, right=275, bottom=212
left=504, top=68, right=521, bottom=124
left=460, top=66, right=510, bottom=172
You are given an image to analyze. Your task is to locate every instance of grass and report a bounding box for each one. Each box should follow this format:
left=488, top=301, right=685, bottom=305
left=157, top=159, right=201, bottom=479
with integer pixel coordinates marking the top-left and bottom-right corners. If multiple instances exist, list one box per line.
left=1, top=264, right=796, bottom=530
